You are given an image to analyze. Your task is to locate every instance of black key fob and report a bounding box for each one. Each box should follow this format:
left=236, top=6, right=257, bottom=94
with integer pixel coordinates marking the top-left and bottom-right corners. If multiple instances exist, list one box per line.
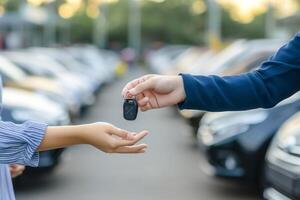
left=123, top=99, right=138, bottom=120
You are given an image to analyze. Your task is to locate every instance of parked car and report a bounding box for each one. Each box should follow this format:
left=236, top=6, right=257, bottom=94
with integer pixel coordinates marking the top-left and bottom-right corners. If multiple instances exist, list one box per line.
left=264, top=111, right=300, bottom=200
left=0, top=54, right=78, bottom=113
left=66, top=45, right=119, bottom=83
left=180, top=39, right=284, bottom=133
left=24, top=51, right=96, bottom=106
left=1, top=87, right=70, bottom=174
left=197, top=92, right=300, bottom=188
left=3, top=51, right=94, bottom=113
left=29, top=47, right=103, bottom=93
left=159, top=47, right=208, bottom=75
left=146, top=45, right=190, bottom=74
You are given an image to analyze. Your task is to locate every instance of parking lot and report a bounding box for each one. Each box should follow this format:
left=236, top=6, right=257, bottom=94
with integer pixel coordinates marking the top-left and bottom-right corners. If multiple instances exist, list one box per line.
left=15, top=68, right=259, bottom=200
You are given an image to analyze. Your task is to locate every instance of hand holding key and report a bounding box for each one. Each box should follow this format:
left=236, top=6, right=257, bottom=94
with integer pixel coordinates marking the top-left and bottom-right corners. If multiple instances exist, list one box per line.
left=122, top=74, right=186, bottom=112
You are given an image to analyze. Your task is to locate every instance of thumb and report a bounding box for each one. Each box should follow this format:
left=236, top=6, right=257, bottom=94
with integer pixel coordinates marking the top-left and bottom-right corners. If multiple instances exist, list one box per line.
left=129, top=79, right=154, bottom=96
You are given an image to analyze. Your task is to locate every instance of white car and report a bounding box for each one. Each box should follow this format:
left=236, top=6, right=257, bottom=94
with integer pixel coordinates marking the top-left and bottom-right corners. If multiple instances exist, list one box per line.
left=4, top=51, right=95, bottom=108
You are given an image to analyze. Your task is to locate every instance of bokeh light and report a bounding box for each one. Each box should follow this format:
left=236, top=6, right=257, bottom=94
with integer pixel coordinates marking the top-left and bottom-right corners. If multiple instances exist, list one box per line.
left=0, top=5, right=5, bottom=16
left=58, top=3, right=76, bottom=19
left=27, top=0, right=55, bottom=7
left=217, top=0, right=299, bottom=24
left=86, top=4, right=100, bottom=19
left=191, top=0, right=207, bottom=15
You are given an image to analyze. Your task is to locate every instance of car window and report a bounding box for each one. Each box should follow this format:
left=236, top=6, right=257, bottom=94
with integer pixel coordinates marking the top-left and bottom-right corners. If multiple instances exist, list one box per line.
left=0, top=73, right=10, bottom=83
left=10, top=61, right=34, bottom=76
left=12, top=60, right=56, bottom=78
left=0, top=57, right=26, bottom=81
left=221, top=51, right=274, bottom=75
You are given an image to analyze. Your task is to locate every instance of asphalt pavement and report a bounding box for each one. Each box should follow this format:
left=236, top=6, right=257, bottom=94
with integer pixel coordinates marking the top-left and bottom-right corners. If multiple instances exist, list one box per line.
left=15, top=67, right=260, bottom=200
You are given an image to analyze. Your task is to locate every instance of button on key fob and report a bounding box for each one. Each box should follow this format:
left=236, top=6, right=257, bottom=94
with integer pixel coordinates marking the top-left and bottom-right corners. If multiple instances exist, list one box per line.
left=123, top=99, right=138, bottom=120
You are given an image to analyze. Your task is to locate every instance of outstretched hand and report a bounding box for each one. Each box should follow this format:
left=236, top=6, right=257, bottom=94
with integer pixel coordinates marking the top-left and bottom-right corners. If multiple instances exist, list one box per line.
left=122, top=74, right=186, bottom=111
left=84, top=123, right=148, bottom=154
left=39, top=123, right=149, bottom=154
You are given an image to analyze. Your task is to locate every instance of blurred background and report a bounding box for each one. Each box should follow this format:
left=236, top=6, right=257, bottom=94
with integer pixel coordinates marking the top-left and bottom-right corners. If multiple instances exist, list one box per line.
left=0, top=0, right=299, bottom=200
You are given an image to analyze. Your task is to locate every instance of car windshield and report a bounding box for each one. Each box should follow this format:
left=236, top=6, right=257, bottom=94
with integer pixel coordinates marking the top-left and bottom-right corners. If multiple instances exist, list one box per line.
left=0, top=56, right=27, bottom=81
left=191, top=40, right=247, bottom=74
left=13, top=60, right=56, bottom=78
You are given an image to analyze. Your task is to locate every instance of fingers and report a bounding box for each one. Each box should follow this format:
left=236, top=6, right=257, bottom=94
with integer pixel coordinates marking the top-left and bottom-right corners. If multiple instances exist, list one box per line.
left=108, top=125, right=134, bottom=140
left=115, top=144, right=147, bottom=153
left=116, top=130, right=149, bottom=147
left=137, top=96, right=149, bottom=107
left=122, top=78, right=140, bottom=98
left=122, top=75, right=154, bottom=98
left=10, top=165, right=25, bottom=178
left=140, top=103, right=152, bottom=112
left=129, top=79, right=154, bottom=97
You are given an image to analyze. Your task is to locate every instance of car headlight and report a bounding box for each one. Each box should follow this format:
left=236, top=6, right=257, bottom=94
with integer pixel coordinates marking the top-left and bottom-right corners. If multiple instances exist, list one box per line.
left=198, top=123, right=249, bottom=145
left=198, top=110, right=268, bottom=146
left=267, top=112, right=300, bottom=169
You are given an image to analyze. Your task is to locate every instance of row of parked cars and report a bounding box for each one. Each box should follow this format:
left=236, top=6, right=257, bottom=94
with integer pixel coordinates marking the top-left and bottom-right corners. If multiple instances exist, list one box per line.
left=146, top=40, right=300, bottom=200
left=0, top=45, right=124, bottom=178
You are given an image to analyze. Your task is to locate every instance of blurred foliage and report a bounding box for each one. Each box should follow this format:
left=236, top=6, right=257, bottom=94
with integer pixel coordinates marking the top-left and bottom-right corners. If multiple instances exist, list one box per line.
left=141, top=0, right=206, bottom=45
left=107, top=0, right=207, bottom=46
left=106, top=0, right=129, bottom=46
left=3, top=0, right=300, bottom=46
left=69, top=10, right=94, bottom=43
left=106, top=0, right=267, bottom=46
left=3, top=0, right=19, bottom=11
left=221, top=8, right=266, bottom=39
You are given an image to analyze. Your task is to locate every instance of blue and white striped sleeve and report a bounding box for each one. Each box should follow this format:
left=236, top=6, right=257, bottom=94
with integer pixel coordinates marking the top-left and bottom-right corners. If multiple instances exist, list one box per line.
left=0, top=121, right=47, bottom=167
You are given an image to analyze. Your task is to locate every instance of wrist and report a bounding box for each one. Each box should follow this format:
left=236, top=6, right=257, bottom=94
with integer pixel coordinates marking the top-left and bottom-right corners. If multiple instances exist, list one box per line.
left=73, top=124, right=91, bottom=145
left=176, top=75, right=186, bottom=103
left=39, top=125, right=84, bottom=151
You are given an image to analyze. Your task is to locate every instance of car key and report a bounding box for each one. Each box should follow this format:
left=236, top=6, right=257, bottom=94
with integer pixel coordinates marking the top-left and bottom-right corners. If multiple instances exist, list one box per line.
left=123, top=98, right=138, bottom=120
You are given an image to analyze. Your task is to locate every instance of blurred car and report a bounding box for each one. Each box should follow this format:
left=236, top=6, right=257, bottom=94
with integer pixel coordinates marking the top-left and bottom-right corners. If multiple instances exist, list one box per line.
left=197, top=92, right=300, bottom=188
left=3, top=51, right=94, bottom=112
left=179, top=39, right=284, bottom=133
left=146, top=45, right=190, bottom=74
left=160, top=40, right=246, bottom=76
left=28, top=47, right=103, bottom=93
left=264, top=112, right=300, bottom=200
left=66, top=45, right=120, bottom=83
left=0, top=54, right=78, bottom=114
left=160, top=47, right=208, bottom=75
left=1, top=87, right=70, bottom=173
left=25, top=51, right=96, bottom=106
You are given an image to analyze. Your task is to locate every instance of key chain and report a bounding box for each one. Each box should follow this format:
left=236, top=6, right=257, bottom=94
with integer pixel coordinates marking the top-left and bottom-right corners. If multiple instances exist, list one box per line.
left=123, top=98, right=138, bottom=120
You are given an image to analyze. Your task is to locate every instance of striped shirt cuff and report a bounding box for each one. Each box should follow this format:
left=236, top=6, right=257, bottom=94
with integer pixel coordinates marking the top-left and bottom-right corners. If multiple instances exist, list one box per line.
left=0, top=121, right=47, bottom=167
left=22, top=121, right=48, bottom=167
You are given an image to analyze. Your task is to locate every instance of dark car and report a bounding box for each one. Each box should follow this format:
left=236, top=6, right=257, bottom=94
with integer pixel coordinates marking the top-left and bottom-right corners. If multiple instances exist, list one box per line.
left=264, top=111, right=300, bottom=200
left=197, top=93, right=300, bottom=187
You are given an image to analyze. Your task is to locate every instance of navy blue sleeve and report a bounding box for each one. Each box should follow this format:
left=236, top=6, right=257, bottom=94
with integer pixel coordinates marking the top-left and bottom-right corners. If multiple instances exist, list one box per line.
left=179, top=33, right=300, bottom=111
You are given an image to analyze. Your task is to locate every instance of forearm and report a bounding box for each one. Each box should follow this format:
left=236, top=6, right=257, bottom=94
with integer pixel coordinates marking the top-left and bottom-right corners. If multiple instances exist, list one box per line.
left=38, top=125, right=86, bottom=151
left=179, top=66, right=300, bottom=111
left=0, top=121, right=148, bottom=166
